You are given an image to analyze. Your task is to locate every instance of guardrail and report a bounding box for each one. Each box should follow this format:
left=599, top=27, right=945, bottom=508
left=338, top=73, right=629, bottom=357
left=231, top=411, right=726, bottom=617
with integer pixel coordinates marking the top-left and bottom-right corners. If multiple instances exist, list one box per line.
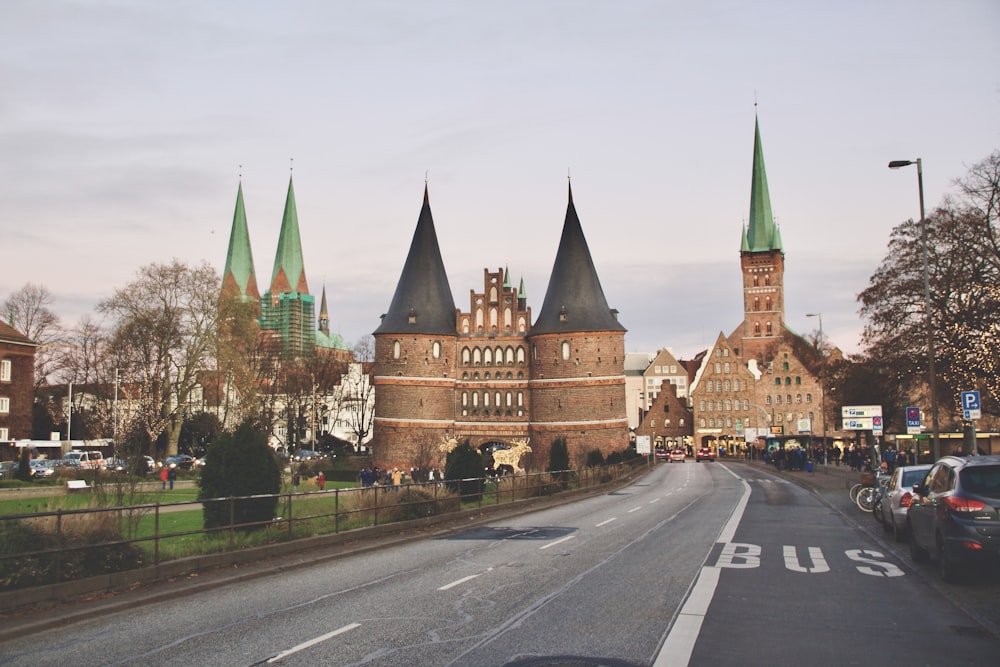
left=0, top=460, right=647, bottom=595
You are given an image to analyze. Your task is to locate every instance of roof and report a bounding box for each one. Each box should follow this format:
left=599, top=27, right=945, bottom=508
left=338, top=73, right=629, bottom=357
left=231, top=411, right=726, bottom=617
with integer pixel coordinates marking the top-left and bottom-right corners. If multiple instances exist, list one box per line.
left=373, top=185, right=457, bottom=336
left=530, top=183, right=626, bottom=335
left=742, top=115, right=783, bottom=254
left=268, top=176, right=309, bottom=295
left=221, top=181, right=260, bottom=301
left=0, top=321, right=38, bottom=347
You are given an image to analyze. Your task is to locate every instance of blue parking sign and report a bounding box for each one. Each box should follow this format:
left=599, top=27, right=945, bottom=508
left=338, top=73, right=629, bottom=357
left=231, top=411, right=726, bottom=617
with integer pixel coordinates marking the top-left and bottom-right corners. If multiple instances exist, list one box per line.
left=961, top=391, right=981, bottom=420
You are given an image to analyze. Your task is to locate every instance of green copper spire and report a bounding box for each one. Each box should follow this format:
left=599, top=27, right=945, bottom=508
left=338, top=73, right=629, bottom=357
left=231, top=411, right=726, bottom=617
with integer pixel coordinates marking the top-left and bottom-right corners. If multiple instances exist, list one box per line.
left=503, top=266, right=511, bottom=289
left=221, top=181, right=259, bottom=301
left=269, top=176, right=309, bottom=295
left=518, top=276, right=526, bottom=299
left=744, top=116, right=782, bottom=253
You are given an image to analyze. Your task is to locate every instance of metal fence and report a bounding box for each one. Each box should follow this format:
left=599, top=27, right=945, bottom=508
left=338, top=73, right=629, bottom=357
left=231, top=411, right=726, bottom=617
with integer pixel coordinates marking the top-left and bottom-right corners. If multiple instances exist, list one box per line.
left=0, top=460, right=647, bottom=592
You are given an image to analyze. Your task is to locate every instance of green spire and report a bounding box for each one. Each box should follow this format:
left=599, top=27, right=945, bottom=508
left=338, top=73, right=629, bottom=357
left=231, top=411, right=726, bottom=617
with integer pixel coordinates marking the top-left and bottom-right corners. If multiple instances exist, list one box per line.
left=269, top=176, right=309, bottom=295
left=744, top=116, right=782, bottom=253
left=518, top=276, right=526, bottom=299
left=503, top=265, right=511, bottom=289
left=221, top=181, right=259, bottom=300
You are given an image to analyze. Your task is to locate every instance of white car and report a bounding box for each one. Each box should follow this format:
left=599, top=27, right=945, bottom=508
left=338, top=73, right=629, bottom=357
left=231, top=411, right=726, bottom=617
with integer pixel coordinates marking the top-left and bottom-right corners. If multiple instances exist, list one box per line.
left=875, top=464, right=932, bottom=542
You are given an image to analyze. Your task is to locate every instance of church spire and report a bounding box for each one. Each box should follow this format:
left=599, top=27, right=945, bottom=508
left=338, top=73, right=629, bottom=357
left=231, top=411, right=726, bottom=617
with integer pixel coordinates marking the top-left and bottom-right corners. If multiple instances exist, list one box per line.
left=269, top=175, right=309, bottom=295
left=221, top=180, right=260, bottom=302
left=531, top=181, right=625, bottom=335
left=374, top=184, right=456, bottom=335
left=318, top=284, right=330, bottom=336
left=744, top=115, right=783, bottom=254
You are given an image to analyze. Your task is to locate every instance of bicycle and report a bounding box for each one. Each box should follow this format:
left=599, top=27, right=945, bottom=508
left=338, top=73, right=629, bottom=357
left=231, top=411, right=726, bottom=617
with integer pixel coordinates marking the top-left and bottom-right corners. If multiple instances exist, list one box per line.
left=856, top=471, right=890, bottom=512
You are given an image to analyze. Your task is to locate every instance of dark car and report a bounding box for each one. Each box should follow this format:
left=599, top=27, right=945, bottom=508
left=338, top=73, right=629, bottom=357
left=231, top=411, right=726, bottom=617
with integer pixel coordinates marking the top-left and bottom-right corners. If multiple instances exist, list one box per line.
left=165, top=454, right=195, bottom=470
left=907, top=455, right=1000, bottom=582
left=696, top=447, right=715, bottom=462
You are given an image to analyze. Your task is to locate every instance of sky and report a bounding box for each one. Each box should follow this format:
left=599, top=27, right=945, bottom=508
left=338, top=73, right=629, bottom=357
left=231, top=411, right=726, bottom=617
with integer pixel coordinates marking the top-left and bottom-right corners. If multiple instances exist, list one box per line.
left=2, top=0, right=998, bottom=361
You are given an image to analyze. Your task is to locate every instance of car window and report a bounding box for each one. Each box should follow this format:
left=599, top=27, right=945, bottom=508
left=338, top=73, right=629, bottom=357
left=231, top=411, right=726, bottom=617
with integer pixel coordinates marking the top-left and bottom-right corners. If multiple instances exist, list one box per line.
left=960, top=465, right=1000, bottom=496
left=928, top=464, right=952, bottom=494
left=901, top=468, right=929, bottom=488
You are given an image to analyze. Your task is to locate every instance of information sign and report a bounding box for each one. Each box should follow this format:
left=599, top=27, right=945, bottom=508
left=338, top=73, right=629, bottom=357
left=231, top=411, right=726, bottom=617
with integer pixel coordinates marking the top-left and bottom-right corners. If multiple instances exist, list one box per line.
left=906, top=406, right=922, bottom=435
left=961, top=391, right=981, bottom=420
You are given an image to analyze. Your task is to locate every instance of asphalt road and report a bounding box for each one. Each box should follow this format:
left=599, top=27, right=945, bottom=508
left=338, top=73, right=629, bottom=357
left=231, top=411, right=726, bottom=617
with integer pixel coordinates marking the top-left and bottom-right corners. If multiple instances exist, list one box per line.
left=1, top=460, right=997, bottom=666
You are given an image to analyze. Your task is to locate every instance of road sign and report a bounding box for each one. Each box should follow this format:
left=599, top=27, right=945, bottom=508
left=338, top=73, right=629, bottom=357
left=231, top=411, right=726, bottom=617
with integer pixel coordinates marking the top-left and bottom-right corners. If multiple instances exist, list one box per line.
left=961, top=391, right=982, bottom=420
left=906, top=406, right=922, bottom=435
left=842, top=405, right=882, bottom=418
left=843, top=418, right=878, bottom=431
left=872, top=416, right=883, bottom=433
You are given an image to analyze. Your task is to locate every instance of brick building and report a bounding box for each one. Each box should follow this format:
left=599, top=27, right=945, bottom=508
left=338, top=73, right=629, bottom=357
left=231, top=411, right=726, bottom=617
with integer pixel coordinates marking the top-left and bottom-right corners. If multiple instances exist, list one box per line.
left=0, top=321, right=38, bottom=445
left=372, top=183, right=628, bottom=471
left=635, top=380, right=693, bottom=452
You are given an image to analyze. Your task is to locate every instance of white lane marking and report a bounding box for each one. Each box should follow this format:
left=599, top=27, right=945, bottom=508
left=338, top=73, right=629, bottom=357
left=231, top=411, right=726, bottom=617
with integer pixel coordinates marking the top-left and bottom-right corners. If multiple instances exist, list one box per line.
left=653, top=465, right=752, bottom=667
left=627, top=506, right=642, bottom=513
left=649, top=497, right=661, bottom=504
left=438, top=573, right=482, bottom=591
left=267, top=623, right=361, bottom=663
left=595, top=518, right=617, bottom=527
left=539, top=535, right=576, bottom=550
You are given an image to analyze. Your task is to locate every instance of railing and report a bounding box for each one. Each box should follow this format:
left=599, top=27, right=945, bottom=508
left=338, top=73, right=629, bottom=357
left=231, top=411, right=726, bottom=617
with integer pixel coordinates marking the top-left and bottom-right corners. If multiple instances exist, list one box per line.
left=0, top=460, right=647, bottom=592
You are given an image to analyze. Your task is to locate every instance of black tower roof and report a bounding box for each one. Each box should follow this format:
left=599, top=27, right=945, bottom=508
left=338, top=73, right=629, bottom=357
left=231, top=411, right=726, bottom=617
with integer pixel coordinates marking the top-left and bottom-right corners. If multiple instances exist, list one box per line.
left=531, top=183, right=625, bottom=336
left=374, top=185, right=457, bottom=336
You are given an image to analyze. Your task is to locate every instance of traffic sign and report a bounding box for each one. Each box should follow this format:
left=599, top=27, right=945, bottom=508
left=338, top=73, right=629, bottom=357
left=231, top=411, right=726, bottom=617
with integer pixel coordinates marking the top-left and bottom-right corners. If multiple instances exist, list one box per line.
left=906, top=406, right=922, bottom=435
left=842, top=405, right=882, bottom=418
left=961, top=391, right=981, bottom=420
left=872, top=416, right=883, bottom=433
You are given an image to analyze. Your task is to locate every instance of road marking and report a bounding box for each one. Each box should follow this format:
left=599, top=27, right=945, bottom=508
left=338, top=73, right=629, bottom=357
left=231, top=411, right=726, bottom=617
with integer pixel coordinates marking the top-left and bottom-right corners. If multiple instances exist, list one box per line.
left=628, top=506, right=642, bottom=513
left=539, top=535, right=575, bottom=550
left=595, top=518, right=617, bottom=527
left=650, top=497, right=661, bottom=503
left=267, top=623, right=361, bottom=663
left=438, top=573, right=483, bottom=590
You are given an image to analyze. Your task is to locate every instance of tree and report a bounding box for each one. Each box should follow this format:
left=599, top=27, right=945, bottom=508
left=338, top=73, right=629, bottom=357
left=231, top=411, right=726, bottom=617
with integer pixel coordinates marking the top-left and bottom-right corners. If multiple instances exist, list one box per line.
left=2, top=283, right=62, bottom=387
left=198, top=420, right=281, bottom=530
left=343, top=336, right=376, bottom=450
left=444, top=440, right=483, bottom=500
left=858, top=151, right=1000, bottom=426
left=98, top=260, right=220, bottom=457
left=548, top=437, right=570, bottom=472
left=216, top=297, right=265, bottom=428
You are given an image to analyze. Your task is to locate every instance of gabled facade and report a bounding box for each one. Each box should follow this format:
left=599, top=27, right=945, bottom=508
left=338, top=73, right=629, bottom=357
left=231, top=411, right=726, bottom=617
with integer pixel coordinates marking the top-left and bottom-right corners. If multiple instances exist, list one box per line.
left=372, top=183, right=628, bottom=470
left=641, top=347, right=690, bottom=410
left=636, top=380, right=693, bottom=451
left=0, top=321, right=38, bottom=443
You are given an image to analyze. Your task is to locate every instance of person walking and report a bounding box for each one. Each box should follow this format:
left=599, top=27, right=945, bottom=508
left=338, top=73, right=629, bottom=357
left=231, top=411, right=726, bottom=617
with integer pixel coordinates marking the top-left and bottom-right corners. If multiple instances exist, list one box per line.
left=317, top=471, right=325, bottom=491
left=292, top=471, right=300, bottom=493
left=160, top=465, right=168, bottom=490
left=167, top=465, right=177, bottom=490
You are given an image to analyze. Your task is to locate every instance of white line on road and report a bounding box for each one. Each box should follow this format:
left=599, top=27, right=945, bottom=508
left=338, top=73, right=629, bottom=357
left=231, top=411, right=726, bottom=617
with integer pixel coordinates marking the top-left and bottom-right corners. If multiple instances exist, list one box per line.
left=438, top=573, right=483, bottom=591
left=267, top=622, right=361, bottom=663
left=539, top=535, right=576, bottom=550
left=627, top=506, right=642, bottom=513
left=649, top=497, right=661, bottom=503
left=595, top=518, right=617, bottom=527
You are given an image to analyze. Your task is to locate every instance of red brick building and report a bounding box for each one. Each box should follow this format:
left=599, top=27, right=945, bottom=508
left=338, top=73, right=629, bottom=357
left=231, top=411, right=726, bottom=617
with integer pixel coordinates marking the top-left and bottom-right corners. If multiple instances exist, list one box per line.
left=0, top=321, right=38, bottom=445
left=372, top=183, right=628, bottom=470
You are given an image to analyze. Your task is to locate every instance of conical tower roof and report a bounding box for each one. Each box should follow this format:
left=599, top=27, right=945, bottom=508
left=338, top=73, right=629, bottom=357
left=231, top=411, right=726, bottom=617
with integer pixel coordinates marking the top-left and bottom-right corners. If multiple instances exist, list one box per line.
left=744, top=116, right=783, bottom=254
left=374, top=185, right=456, bottom=336
left=531, top=183, right=625, bottom=335
left=268, top=176, right=309, bottom=295
left=221, top=181, right=260, bottom=301
left=318, top=284, right=329, bottom=336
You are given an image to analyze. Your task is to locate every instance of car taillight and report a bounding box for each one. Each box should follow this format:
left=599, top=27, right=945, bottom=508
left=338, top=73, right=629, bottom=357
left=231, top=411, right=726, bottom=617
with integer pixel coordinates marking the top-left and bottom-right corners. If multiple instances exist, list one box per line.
left=899, top=492, right=913, bottom=508
left=944, top=496, right=986, bottom=513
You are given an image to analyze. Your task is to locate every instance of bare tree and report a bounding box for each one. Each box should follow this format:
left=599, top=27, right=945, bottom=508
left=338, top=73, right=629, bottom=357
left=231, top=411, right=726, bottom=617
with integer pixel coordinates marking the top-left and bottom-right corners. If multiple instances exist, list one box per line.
left=2, top=283, right=62, bottom=387
left=343, top=336, right=376, bottom=450
left=98, top=260, right=220, bottom=457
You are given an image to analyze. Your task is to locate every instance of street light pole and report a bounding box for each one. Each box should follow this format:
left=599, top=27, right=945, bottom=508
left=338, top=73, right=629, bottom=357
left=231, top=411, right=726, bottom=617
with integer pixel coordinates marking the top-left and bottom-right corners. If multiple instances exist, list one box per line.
left=889, top=158, right=941, bottom=461
left=806, top=312, right=828, bottom=462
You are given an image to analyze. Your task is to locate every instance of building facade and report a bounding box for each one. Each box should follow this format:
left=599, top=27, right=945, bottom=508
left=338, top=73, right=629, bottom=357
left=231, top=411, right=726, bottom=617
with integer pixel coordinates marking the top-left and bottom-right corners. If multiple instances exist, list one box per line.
left=372, top=184, right=628, bottom=471
left=0, top=321, right=38, bottom=444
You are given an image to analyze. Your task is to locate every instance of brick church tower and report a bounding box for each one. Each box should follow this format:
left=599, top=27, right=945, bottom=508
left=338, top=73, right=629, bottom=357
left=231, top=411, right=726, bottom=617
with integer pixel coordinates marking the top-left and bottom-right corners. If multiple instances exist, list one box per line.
left=733, top=116, right=785, bottom=363
left=372, top=182, right=628, bottom=471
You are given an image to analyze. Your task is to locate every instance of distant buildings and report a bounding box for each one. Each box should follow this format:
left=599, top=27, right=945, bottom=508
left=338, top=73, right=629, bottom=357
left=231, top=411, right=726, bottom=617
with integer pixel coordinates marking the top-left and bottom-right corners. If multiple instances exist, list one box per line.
left=0, top=321, right=38, bottom=445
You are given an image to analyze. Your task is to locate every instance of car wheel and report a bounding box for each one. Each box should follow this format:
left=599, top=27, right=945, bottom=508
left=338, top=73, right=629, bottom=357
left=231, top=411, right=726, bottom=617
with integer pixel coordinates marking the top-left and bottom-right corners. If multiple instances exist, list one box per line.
left=909, top=523, right=929, bottom=562
left=937, top=535, right=961, bottom=583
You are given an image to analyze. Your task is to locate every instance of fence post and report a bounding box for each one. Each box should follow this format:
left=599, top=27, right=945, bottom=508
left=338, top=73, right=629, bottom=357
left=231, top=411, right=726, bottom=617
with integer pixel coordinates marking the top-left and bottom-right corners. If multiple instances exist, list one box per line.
left=154, top=503, right=160, bottom=566
left=287, top=492, right=293, bottom=535
left=229, top=497, right=235, bottom=551
left=55, top=509, right=63, bottom=582
left=373, top=485, right=379, bottom=527
left=334, top=488, right=340, bottom=534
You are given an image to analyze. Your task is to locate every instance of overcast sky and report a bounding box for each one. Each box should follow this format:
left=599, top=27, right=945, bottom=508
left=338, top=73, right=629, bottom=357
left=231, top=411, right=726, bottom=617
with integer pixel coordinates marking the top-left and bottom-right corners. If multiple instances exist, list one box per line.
left=2, top=1, right=998, bottom=360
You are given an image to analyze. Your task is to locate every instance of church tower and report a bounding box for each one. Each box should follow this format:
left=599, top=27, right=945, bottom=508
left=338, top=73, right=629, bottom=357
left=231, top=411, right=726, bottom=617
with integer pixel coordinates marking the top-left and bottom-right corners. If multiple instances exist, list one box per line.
left=527, top=182, right=628, bottom=465
left=372, top=185, right=458, bottom=468
left=260, top=176, right=316, bottom=358
left=220, top=180, right=260, bottom=313
left=736, top=116, right=785, bottom=362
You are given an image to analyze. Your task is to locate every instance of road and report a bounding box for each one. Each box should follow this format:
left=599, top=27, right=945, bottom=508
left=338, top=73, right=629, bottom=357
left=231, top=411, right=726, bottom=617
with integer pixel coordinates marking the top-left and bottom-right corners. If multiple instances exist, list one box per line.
left=1, top=462, right=996, bottom=666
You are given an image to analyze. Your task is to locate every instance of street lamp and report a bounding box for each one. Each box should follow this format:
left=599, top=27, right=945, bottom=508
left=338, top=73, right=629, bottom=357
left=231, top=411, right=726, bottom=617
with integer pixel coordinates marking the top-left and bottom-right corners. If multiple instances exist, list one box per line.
left=806, top=312, right=828, bottom=461
left=889, top=158, right=941, bottom=461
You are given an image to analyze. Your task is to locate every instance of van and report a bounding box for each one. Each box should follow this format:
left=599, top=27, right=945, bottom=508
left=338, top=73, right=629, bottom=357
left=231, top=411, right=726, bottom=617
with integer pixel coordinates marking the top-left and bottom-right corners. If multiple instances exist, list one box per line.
left=63, top=450, right=106, bottom=469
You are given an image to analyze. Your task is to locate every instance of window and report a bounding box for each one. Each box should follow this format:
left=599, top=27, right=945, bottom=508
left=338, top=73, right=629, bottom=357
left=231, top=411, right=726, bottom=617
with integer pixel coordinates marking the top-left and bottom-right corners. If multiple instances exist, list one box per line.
left=715, top=380, right=721, bottom=392
left=484, top=347, right=493, bottom=365
left=462, top=392, right=468, bottom=406
left=733, top=379, right=740, bottom=391
left=776, top=395, right=782, bottom=405
left=743, top=400, right=749, bottom=411
left=699, top=400, right=706, bottom=411
left=724, top=362, right=730, bottom=374
left=782, top=362, right=789, bottom=371
left=461, top=347, right=470, bottom=364
left=707, top=382, right=713, bottom=393
left=796, top=394, right=802, bottom=404
left=473, top=348, right=482, bottom=365
left=0, top=427, right=7, bottom=440
left=766, top=322, right=773, bottom=335
left=392, top=340, right=401, bottom=359
left=724, top=380, right=731, bottom=392
left=0, top=397, right=8, bottom=414
left=0, top=360, right=9, bottom=381
left=715, top=362, right=721, bottom=373
left=432, top=341, right=441, bottom=359
left=795, top=376, right=801, bottom=385
left=561, top=341, right=570, bottom=361
left=806, top=394, right=813, bottom=403
left=765, top=395, right=772, bottom=405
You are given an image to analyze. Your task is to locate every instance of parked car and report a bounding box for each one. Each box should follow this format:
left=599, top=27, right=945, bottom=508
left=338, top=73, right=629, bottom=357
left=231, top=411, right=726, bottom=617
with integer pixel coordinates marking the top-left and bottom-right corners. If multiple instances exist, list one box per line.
left=874, top=464, right=932, bottom=542
left=165, top=454, right=195, bottom=470
left=669, top=448, right=686, bottom=463
left=62, top=450, right=106, bottom=469
left=108, top=456, right=156, bottom=476
left=293, top=449, right=324, bottom=461
left=907, top=455, right=1000, bottom=582
left=30, top=459, right=58, bottom=478
left=696, top=447, right=715, bottom=462
left=654, top=447, right=668, bottom=461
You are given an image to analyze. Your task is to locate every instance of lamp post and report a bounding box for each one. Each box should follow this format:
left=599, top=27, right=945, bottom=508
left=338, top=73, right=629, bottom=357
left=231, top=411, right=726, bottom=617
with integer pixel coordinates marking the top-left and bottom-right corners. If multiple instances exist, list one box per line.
left=806, top=312, right=828, bottom=462
left=889, top=158, right=940, bottom=461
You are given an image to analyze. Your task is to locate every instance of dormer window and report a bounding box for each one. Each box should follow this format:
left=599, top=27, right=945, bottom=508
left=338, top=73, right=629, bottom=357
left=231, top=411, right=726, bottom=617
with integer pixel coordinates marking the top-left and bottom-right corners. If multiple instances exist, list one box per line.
left=408, top=308, right=417, bottom=324
left=559, top=305, right=567, bottom=322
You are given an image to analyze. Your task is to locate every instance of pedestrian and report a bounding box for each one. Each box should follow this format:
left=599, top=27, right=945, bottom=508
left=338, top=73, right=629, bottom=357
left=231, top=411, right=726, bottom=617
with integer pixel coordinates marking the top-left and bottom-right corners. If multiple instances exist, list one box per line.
left=317, top=471, right=325, bottom=491
left=167, top=465, right=177, bottom=490
left=292, top=471, right=300, bottom=493
left=160, top=465, right=168, bottom=490
left=391, top=467, right=402, bottom=490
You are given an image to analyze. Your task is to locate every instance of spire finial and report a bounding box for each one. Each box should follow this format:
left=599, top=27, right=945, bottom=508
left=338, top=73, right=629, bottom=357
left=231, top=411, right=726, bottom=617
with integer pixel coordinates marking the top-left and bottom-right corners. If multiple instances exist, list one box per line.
left=238, top=164, right=242, bottom=180
left=425, top=170, right=428, bottom=184
left=290, top=157, right=294, bottom=174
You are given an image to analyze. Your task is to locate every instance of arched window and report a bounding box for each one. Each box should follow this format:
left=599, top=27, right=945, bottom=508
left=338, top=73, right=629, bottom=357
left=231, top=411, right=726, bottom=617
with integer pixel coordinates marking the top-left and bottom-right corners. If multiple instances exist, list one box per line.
left=472, top=393, right=479, bottom=407
left=432, top=341, right=441, bottom=359
left=473, top=348, right=482, bottom=365
left=743, top=400, right=749, bottom=411
left=786, top=394, right=792, bottom=404
left=490, top=308, right=498, bottom=330
left=504, top=308, right=512, bottom=330
left=782, top=362, right=790, bottom=371
left=764, top=274, right=771, bottom=286
left=733, top=379, right=740, bottom=391
left=462, top=317, right=470, bottom=334
left=699, top=418, right=706, bottom=428
left=766, top=395, right=772, bottom=405
left=392, top=340, right=401, bottom=359
left=495, top=347, right=503, bottom=365
left=462, top=392, right=468, bottom=406
left=707, top=382, right=713, bottom=393
left=806, top=394, right=813, bottom=403
left=699, top=400, right=706, bottom=411
left=724, top=380, right=731, bottom=391
left=715, top=362, right=721, bottom=373
left=754, top=322, right=761, bottom=335
left=461, top=347, right=471, bottom=364
left=796, top=394, right=802, bottom=403
left=795, top=376, right=802, bottom=385
left=561, top=341, right=570, bottom=361
left=766, top=322, right=773, bottom=335
left=517, top=347, right=526, bottom=364
left=490, top=286, right=498, bottom=302
left=776, top=395, right=783, bottom=405
left=725, top=400, right=732, bottom=411
left=765, top=296, right=772, bottom=311
left=484, top=347, right=493, bottom=365
left=753, top=296, right=760, bottom=311
left=495, top=392, right=501, bottom=408
left=506, top=392, right=512, bottom=407
left=475, top=309, right=484, bottom=329
left=518, top=317, right=526, bottom=333
left=484, top=392, right=490, bottom=407
left=506, top=347, right=515, bottom=365
left=753, top=274, right=760, bottom=287
left=517, top=392, right=523, bottom=407
left=715, top=380, right=722, bottom=392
